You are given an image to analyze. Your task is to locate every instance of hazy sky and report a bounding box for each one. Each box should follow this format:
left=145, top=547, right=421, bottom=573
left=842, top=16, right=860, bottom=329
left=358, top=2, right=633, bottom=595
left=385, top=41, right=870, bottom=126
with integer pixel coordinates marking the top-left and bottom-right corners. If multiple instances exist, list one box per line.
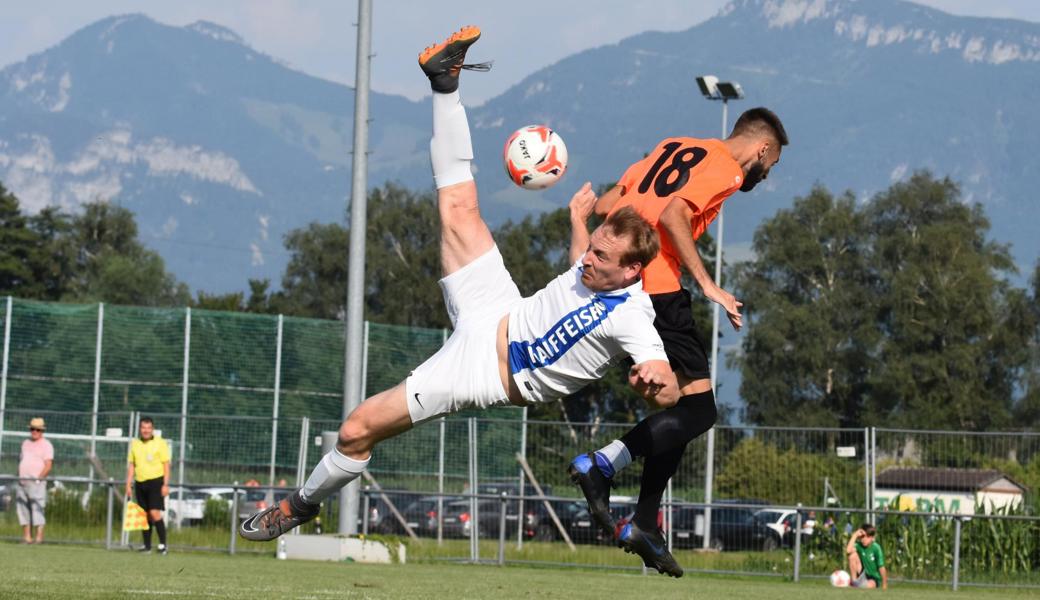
left=2, top=0, right=1040, bottom=104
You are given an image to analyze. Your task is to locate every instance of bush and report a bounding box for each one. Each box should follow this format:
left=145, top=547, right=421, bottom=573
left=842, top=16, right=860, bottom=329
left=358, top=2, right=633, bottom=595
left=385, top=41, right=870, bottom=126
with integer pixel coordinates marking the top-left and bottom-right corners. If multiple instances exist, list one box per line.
left=201, top=498, right=229, bottom=528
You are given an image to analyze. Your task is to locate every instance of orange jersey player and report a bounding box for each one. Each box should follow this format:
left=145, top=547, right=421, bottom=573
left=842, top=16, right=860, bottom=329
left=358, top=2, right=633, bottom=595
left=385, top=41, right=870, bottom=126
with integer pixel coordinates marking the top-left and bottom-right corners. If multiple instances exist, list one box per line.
left=569, top=109, right=788, bottom=577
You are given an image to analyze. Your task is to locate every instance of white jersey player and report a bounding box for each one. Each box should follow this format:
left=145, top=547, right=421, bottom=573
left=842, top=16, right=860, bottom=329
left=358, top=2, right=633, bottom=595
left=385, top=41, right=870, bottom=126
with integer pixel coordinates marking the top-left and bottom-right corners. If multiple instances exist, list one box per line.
left=241, top=26, right=678, bottom=542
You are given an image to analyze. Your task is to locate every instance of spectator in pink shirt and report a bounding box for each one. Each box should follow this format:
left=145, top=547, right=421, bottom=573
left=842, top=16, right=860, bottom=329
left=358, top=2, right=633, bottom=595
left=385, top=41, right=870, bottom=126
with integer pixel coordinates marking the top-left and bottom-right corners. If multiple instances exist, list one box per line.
left=18, top=417, right=54, bottom=544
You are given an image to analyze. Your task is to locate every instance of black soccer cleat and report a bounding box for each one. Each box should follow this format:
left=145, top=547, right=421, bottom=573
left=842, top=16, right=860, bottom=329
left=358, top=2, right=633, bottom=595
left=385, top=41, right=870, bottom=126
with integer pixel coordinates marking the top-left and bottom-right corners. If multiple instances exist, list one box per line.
left=418, top=25, right=491, bottom=93
left=568, top=452, right=615, bottom=537
left=618, top=522, right=684, bottom=578
left=239, top=491, right=320, bottom=542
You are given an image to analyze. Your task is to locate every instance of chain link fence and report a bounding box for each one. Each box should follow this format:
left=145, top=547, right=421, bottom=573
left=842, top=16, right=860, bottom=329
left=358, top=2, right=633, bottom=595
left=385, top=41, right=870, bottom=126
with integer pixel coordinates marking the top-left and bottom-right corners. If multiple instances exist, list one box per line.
left=2, top=296, right=1039, bottom=587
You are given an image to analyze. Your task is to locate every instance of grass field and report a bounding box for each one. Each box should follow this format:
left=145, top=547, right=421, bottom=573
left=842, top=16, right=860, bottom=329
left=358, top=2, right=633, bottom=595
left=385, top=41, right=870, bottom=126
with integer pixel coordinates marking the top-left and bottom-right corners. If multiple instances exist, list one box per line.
left=3, top=542, right=1038, bottom=600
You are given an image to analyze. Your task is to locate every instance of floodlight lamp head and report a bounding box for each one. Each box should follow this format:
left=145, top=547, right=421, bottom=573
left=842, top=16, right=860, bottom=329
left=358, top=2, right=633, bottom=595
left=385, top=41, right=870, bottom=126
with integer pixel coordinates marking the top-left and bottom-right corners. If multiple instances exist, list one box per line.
left=716, top=81, right=745, bottom=100
left=696, top=75, right=721, bottom=100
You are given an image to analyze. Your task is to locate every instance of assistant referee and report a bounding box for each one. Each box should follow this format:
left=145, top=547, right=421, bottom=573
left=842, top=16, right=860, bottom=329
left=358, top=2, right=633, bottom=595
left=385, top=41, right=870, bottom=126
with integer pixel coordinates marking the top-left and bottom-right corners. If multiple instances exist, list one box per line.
left=125, top=416, right=171, bottom=554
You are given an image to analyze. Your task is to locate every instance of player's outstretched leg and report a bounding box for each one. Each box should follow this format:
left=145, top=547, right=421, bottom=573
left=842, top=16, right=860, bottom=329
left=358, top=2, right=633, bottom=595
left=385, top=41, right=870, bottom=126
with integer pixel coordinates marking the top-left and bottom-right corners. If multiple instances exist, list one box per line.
left=241, top=385, right=411, bottom=541
left=421, top=26, right=495, bottom=278
left=568, top=448, right=623, bottom=538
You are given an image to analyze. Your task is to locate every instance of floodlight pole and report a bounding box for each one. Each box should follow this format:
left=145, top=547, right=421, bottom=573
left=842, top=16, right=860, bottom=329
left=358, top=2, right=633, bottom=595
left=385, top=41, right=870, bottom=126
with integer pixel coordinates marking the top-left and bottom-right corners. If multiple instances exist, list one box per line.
left=340, top=0, right=372, bottom=536
left=701, top=86, right=739, bottom=550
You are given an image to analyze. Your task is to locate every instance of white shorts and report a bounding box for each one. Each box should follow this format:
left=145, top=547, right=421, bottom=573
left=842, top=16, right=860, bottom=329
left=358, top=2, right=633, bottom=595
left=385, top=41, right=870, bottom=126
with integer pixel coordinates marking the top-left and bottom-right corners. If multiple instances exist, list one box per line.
left=405, top=246, right=522, bottom=425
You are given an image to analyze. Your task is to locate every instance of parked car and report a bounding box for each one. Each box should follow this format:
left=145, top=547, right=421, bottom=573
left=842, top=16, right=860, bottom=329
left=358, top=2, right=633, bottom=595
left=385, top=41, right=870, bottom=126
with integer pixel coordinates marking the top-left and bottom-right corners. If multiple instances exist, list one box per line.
left=368, top=493, right=454, bottom=537
left=569, top=495, right=637, bottom=544
left=165, top=487, right=210, bottom=526
left=439, top=498, right=482, bottom=538
left=753, top=508, right=815, bottom=547
left=197, top=487, right=270, bottom=521
left=0, top=482, right=12, bottom=512
left=698, top=501, right=777, bottom=551
left=620, top=499, right=776, bottom=551
left=477, top=482, right=583, bottom=541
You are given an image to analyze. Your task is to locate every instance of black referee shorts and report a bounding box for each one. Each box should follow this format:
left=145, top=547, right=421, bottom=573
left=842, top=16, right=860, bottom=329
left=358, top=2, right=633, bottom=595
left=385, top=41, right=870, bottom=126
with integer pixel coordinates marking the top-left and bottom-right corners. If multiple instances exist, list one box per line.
left=135, top=477, right=165, bottom=512
left=650, top=289, right=711, bottom=381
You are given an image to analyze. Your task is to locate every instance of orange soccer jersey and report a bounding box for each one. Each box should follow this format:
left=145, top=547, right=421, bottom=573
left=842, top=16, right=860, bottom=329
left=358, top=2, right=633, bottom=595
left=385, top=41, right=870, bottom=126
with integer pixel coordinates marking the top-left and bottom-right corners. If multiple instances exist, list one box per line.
left=611, top=137, right=743, bottom=294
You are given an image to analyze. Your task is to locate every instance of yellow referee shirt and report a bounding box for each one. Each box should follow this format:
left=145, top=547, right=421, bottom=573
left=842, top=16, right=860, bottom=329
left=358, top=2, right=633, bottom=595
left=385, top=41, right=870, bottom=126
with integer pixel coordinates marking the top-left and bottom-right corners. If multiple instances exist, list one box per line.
left=128, top=437, right=171, bottom=482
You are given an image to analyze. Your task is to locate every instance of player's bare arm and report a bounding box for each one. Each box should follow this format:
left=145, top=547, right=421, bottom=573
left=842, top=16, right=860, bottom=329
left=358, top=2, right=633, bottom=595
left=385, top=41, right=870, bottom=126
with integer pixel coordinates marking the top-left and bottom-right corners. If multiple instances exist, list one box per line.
left=569, top=182, right=597, bottom=263
left=659, top=196, right=743, bottom=330
left=880, top=566, right=888, bottom=590
left=593, top=184, right=623, bottom=216
left=628, top=360, right=679, bottom=407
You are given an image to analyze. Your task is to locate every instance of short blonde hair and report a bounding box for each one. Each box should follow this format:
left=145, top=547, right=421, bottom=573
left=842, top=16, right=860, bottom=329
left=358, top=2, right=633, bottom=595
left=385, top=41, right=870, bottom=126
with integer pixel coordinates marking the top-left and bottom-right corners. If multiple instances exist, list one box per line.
left=603, top=206, right=659, bottom=269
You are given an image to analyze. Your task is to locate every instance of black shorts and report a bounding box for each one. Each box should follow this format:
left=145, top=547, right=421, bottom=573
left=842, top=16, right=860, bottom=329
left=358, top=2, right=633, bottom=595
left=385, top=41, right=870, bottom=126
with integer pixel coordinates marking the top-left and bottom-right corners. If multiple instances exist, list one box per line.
left=650, top=289, right=710, bottom=381
left=135, top=477, right=165, bottom=512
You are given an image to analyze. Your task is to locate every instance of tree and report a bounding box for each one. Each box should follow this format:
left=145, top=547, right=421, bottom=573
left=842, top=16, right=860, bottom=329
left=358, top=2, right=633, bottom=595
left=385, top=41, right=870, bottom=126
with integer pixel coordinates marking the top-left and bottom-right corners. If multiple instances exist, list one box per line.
left=1014, top=262, right=1040, bottom=427
left=866, top=173, right=1021, bottom=430
left=57, top=202, right=190, bottom=306
left=276, top=184, right=444, bottom=324
left=733, top=172, right=1030, bottom=430
left=0, top=184, right=42, bottom=296
left=731, top=186, right=876, bottom=427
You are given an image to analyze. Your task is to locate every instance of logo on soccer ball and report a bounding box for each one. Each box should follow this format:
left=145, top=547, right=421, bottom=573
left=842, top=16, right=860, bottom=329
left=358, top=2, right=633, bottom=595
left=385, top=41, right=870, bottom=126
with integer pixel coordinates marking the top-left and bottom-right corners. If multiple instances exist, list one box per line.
left=503, top=125, right=568, bottom=190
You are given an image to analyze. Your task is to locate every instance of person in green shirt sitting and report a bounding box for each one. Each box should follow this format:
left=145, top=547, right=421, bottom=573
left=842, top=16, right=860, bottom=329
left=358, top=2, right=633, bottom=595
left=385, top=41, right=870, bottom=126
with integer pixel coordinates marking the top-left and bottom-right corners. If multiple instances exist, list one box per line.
left=846, top=523, right=888, bottom=590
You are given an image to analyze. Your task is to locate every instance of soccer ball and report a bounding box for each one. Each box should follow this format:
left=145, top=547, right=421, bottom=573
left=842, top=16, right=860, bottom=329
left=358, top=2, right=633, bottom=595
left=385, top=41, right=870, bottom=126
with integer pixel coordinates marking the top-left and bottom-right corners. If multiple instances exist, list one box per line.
left=503, top=125, right=568, bottom=190
left=830, top=569, right=851, bottom=587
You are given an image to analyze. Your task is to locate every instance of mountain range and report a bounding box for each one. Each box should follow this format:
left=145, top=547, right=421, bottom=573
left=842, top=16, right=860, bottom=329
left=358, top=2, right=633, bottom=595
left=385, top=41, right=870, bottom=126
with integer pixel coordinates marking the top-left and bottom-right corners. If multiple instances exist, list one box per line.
left=2, top=0, right=1039, bottom=295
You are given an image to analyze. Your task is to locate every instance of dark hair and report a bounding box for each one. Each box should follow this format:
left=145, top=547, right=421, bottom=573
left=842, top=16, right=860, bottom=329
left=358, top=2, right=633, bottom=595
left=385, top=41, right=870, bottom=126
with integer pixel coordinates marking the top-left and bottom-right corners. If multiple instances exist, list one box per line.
left=731, top=107, right=788, bottom=147
left=861, top=523, right=876, bottom=536
left=140, top=417, right=154, bottom=426
left=603, top=206, right=659, bottom=269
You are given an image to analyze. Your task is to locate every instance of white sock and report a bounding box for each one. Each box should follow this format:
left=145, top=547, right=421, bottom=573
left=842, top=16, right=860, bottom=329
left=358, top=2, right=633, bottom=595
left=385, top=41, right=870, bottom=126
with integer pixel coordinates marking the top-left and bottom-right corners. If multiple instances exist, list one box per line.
left=300, top=449, right=370, bottom=504
left=596, top=440, right=633, bottom=475
left=430, top=90, right=474, bottom=189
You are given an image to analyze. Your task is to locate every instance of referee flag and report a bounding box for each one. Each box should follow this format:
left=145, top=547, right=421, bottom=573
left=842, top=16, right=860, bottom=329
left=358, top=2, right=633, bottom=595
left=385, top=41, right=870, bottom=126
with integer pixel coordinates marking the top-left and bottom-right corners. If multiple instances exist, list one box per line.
left=123, top=501, right=149, bottom=532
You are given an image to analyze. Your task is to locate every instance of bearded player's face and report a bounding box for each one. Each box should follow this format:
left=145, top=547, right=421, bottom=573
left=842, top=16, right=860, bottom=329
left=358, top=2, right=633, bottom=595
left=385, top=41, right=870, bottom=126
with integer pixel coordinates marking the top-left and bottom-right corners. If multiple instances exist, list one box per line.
left=740, top=143, right=781, bottom=192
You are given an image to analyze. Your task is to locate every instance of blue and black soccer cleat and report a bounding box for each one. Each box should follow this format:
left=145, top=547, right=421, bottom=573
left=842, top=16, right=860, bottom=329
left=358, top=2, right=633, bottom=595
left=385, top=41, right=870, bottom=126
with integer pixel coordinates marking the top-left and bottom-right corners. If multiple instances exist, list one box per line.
left=418, top=25, right=491, bottom=93
left=568, top=452, right=615, bottom=538
left=618, top=522, right=684, bottom=578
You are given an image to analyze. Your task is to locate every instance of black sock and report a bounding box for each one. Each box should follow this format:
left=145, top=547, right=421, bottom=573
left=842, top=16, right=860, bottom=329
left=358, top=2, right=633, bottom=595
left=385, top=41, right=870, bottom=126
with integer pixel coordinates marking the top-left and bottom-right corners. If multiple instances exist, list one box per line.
left=152, top=519, right=167, bottom=546
left=620, top=390, right=718, bottom=458
left=142, top=524, right=152, bottom=549
left=633, top=445, right=686, bottom=531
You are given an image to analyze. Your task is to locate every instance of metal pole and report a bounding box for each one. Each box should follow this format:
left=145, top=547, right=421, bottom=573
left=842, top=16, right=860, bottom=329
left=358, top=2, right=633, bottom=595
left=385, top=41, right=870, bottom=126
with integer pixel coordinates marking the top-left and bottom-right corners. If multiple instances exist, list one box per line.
left=339, top=0, right=372, bottom=537
left=498, top=491, right=507, bottom=566
left=952, top=517, right=962, bottom=591
left=177, top=307, right=191, bottom=528
left=122, top=411, right=137, bottom=548
left=666, top=478, right=673, bottom=552
left=864, top=427, right=870, bottom=515
left=0, top=296, right=12, bottom=466
left=516, top=406, right=528, bottom=549
left=702, top=98, right=729, bottom=550
left=469, top=417, right=478, bottom=562
left=89, top=303, right=104, bottom=492
left=870, top=427, right=877, bottom=525
left=362, top=486, right=370, bottom=536
left=106, top=479, right=114, bottom=550
left=296, top=417, right=310, bottom=487
left=229, top=483, right=239, bottom=555
left=793, top=504, right=803, bottom=582
left=88, top=301, right=104, bottom=488
left=269, top=314, right=284, bottom=489
left=437, top=417, right=445, bottom=545
left=360, top=321, right=370, bottom=395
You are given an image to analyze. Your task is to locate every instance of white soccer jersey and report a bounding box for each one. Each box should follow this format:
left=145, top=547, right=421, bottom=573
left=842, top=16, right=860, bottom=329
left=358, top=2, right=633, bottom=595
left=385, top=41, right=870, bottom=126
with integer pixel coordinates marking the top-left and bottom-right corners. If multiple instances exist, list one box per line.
left=507, top=260, right=668, bottom=403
